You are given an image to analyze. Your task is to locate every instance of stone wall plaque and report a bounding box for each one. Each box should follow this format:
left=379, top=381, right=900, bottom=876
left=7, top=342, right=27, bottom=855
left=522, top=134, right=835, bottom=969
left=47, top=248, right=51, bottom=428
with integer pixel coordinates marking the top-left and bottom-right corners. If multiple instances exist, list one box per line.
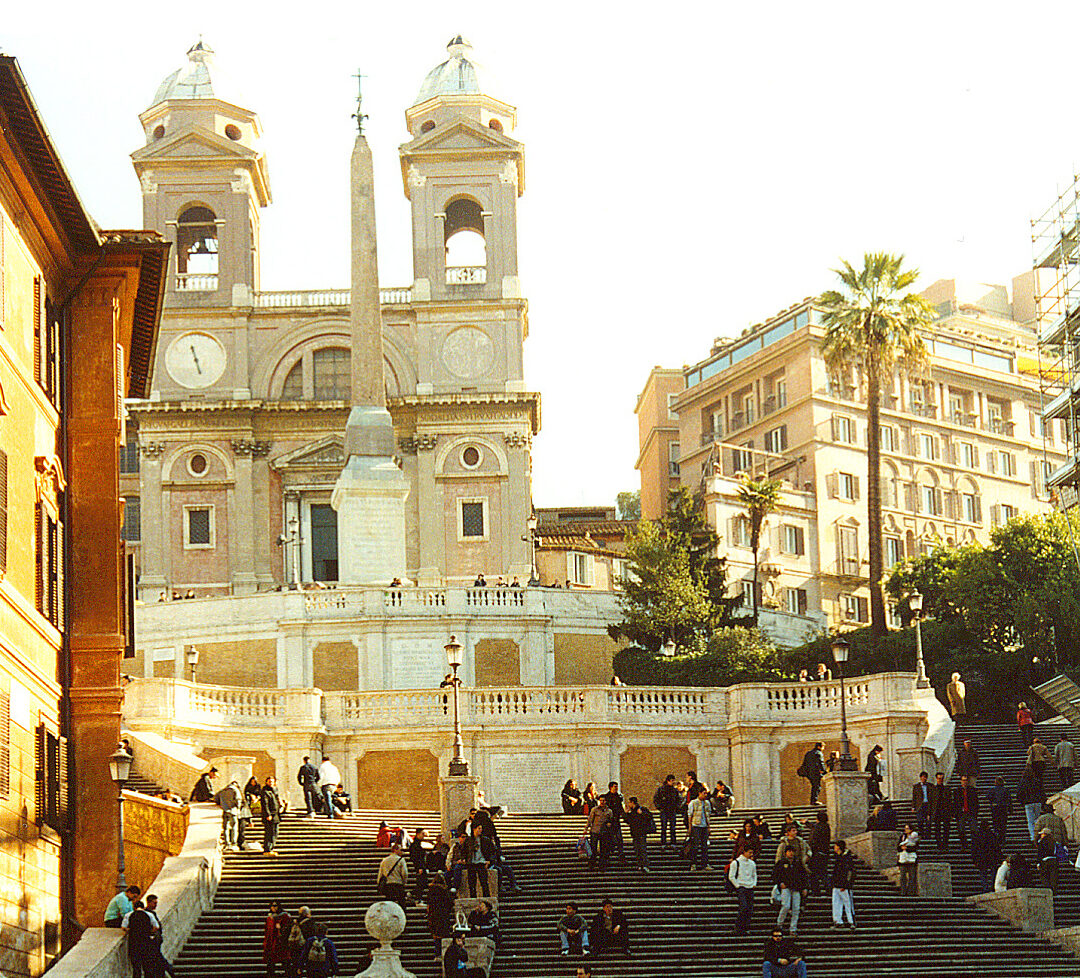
left=390, top=638, right=445, bottom=690
left=488, top=752, right=569, bottom=813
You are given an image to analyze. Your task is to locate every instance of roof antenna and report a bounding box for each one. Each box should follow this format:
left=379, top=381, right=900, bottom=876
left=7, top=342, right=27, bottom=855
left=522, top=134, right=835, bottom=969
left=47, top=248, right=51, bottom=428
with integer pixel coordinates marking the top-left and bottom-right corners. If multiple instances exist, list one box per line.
left=352, top=70, right=368, bottom=134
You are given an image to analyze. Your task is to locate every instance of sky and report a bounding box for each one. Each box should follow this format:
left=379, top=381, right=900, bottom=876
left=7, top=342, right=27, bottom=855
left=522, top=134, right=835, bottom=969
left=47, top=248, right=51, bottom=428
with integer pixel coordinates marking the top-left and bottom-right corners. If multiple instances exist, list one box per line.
left=5, top=2, right=1080, bottom=506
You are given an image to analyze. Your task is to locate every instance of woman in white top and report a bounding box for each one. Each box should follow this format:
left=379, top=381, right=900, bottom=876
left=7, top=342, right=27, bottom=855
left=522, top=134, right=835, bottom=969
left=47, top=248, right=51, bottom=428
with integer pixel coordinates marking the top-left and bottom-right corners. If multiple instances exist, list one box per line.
left=897, top=823, right=919, bottom=897
left=994, top=858, right=1009, bottom=893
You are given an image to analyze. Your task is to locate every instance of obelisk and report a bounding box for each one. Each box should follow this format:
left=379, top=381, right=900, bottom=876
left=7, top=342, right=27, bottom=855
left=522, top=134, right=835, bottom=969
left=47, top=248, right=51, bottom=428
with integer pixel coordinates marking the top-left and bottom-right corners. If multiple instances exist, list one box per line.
left=331, top=98, right=409, bottom=585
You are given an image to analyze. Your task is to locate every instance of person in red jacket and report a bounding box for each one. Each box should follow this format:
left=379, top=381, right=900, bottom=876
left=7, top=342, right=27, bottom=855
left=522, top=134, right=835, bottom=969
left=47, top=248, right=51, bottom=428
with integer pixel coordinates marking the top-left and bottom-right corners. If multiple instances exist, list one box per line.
left=262, top=900, right=292, bottom=978
left=1017, top=702, right=1035, bottom=748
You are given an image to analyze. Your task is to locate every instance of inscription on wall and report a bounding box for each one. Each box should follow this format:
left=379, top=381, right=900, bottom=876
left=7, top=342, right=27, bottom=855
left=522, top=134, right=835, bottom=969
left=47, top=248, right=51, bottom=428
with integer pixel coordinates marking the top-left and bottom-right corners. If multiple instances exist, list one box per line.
left=488, top=752, right=570, bottom=813
left=390, top=639, right=446, bottom=690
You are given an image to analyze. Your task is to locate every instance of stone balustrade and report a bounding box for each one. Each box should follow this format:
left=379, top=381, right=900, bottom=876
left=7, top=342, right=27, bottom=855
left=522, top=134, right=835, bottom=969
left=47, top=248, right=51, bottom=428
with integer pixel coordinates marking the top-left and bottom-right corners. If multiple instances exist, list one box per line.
left=125, top=673, right=921, bottom=733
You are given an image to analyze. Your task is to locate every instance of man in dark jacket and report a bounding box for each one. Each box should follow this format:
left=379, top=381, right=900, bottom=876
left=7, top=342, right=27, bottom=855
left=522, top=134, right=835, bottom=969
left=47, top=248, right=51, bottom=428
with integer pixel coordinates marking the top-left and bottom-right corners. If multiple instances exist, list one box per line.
left=774, top=846, right=808, bottom=934
left=986, top=775, right=1012, bottom=846
left=190, top=767, right=216, bottom=803
left=799, top=743, right=826, bottom=805
left=443, top=932, right=485, bottom=976
left=261, top=776, right=282, bottom=856
left=929, top=771, right=952, bottom=850
left=624, top=797, right=653, bottom=872
left=653, top=775, right=680, bottom=851
left=762, top=928, right=806, bottom=978
left=829, top=840, right=856, bottom=929
left=955, top=740, right=981, bottom=787
left=297, top=756, right=320, bottom=817
left=591, top=899, right=630, bottom=955
left=409, top=827, right=431, bottom=901
left=953, top=774, right=980, bottom=851
left=125, top=900, right=156, bottom=978
left=600, top=782, right=626, bottom=864
left=912, top=771, right=932, bottom=835
left=807, top=811, right=830, bottom=896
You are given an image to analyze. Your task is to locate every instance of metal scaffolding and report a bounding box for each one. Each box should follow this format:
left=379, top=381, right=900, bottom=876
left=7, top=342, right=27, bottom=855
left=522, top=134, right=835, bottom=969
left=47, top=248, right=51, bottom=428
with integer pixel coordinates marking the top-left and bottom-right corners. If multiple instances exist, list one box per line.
left=1032, top=175, right=1080, bottom=512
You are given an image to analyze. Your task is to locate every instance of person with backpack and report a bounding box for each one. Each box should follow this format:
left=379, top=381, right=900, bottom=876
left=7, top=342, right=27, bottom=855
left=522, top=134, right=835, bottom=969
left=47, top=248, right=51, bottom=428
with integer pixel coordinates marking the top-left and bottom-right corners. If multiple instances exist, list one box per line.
left=287, top=908, right=318, bottom=978
left=377, top=843, right=409, bottom=908
left=829, top=839, right=856, bottom=930
left=687, top=785, right=712, bottom=870
left=729, top=846, right=758, bottom=935
left=261, top=776, right=282, bottom=856
left=653, top=775, right=681, bottom=852
left=797, top=743, right=826, bottom=805
left=624, top=796, right=654, bottom=872
left=297, top=757, right=320, bottom=817
left=300, top=922, right=338, bottom=978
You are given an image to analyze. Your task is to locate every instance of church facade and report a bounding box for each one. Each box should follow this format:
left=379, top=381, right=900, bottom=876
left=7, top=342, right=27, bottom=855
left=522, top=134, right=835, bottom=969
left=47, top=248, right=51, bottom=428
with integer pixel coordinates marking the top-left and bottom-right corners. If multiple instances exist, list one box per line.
left=126, top=38, right=538, bottom=599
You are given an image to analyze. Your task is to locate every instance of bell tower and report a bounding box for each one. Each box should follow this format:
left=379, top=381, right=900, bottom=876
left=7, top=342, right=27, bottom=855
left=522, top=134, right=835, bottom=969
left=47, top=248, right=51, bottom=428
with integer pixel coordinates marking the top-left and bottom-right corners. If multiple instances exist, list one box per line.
left=399, top=36, right=524, bottom=304
left=132, top=40, right=271, bottom=308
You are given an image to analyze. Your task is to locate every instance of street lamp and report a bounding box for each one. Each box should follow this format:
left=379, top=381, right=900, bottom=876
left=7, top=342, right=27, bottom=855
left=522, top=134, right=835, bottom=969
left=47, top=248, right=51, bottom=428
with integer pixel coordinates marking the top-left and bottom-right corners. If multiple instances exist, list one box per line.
left=108, top=747, right=133, bottom=892
left=186, top=646, right=200, bottom=685
left=909, top=591, right=930, bottom=688
left=445, top=636, right=469, bottom=776
left=523, top=513, right=539, bottom=584
left=831, top=636, right=858, bottom=771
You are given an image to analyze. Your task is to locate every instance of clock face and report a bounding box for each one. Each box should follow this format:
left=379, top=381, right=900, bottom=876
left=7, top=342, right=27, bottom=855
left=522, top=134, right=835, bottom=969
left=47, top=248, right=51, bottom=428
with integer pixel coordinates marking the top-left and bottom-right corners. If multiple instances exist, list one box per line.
left=165, top=332, right=227, bottom=389
left=442, top=326, right=494, bottom=380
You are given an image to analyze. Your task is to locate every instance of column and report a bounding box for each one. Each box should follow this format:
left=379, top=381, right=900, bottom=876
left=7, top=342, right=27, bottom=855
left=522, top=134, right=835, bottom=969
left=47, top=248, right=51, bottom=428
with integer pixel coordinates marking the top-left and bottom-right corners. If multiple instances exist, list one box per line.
left=415, top=440, right=440, bottom=585
left=229, top=442, right=257, bottom=593
left=504, top=435, right=530, bottom=580
left=137, top=445, right=167, bottom=599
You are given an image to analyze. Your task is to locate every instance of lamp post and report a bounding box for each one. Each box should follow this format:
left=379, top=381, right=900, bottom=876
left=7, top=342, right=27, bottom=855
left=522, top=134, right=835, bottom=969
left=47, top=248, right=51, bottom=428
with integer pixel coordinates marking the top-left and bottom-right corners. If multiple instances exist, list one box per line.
left=909, top=591, right=930, bottom=688
left=523, top=513, right=539, bottom=584
left=445, top=636, right=469, bottom=776
left=108, top=747, right=133, bottom=892
left=831, top=636, right=858, bottom=771
left=186, top=646, right=200, bottom=685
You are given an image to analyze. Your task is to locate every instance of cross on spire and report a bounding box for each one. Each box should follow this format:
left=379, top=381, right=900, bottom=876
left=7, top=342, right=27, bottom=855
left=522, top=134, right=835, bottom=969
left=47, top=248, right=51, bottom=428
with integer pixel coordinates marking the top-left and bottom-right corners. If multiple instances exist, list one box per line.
left=352, top=70, right=368, bottom=133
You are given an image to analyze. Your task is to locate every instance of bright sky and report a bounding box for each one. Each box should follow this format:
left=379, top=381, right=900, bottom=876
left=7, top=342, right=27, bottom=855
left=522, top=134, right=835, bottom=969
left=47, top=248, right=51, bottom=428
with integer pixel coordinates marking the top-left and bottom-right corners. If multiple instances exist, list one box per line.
left=5, top=2, right=1080, bottom=506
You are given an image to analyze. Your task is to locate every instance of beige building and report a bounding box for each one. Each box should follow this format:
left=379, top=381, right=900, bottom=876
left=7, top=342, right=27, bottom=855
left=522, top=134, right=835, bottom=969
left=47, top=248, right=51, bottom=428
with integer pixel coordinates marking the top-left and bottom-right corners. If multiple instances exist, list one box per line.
left=125, top=38, right=537, bottom=598
left=640, top=276, right=1066, bottom=630
left=634, top=367, right=683, bottom=519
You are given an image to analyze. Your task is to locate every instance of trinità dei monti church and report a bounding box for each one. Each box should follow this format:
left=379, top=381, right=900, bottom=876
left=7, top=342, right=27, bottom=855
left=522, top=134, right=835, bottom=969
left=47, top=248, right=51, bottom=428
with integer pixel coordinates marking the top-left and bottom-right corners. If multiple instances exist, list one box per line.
left=120, top=39, right=939, bottom=814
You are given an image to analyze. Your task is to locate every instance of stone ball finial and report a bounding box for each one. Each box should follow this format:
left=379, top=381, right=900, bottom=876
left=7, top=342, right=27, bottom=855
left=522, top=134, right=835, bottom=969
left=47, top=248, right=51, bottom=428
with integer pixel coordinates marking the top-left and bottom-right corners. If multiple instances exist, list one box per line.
left=364, top=901, right=406, bottom=947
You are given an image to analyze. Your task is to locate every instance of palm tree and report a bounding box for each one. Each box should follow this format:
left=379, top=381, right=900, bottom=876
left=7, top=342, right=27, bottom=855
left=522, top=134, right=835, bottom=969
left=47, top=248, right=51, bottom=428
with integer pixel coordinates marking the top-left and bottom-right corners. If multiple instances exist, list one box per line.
left=819, top=253, right=935, bottom=637
left=735, top=473, right=783, bottom=623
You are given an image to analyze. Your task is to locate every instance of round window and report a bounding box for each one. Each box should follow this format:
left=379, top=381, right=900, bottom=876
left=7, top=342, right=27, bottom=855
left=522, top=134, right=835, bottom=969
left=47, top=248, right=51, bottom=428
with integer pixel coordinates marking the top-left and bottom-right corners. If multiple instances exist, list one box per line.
left=420, top=120, right=436, bottom=133
left=488, top=118, right=504, bottom=133
left=152, top=124, right=165, bottom=140
left=461, top=446, right=481, bottom=468
left=188, top=453, right=209, bottom=476
left=225, top=124, right=242, bottom=141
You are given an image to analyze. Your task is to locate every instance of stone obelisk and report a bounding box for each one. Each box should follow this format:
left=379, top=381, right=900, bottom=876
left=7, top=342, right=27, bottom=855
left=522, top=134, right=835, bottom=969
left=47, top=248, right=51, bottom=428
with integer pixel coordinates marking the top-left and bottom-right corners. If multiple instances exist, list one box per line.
left=331, top=106, right=409, bottom=584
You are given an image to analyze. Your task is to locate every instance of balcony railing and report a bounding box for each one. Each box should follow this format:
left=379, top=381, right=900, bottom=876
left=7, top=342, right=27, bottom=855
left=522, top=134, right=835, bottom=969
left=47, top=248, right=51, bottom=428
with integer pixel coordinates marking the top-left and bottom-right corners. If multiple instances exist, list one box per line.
left=175, top=273, right=218, bottom=292
left=252, top=287, right=413, bottom=308
left=701, top=430, right=721, bottom=446
left=446, top=266, right=487, bottom=285
left=987, top=417, right=1015, bottom=436
left=122, top=673, right=918, bottom=733
left=909, top=403, right=937, bottom=419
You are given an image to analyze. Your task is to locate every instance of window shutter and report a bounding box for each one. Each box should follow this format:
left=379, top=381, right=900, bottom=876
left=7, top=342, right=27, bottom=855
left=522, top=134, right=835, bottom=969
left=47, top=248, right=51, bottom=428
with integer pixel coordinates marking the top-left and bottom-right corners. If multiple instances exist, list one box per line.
left=35, top=504, right=45, bottom=614
left=56, top=736, right=70, bottom=830
left=986, top=452, right=996, bottom=474
left=826, top=472, right=837, bottom=498
left=944, top=490, right=955, bottom=520
left=33, top=277, right=43, bottom=386
left=0, top=450, right=7, bottom=575
left=990, top=504, right=1000, bottom=527
left=34, top=724, right=45, bottom=824
left=858, top=596, right=869, bottom=622
left=972, top=446, right=980, bottom=469
left=0, top=689, right=9, bottom=799
left=974, top=496, right=982, bottom=523
left=565, top=552, right=573, bottom=583
left=934, top=487, right=944, bottom=517
left=1008, top=453, right=1016, bottom=477
left=1031, top=460, right=1039, bottom=498
left=54, top=518, right=64, bottom=633
left=853, top=476, right=861, bottom=501
left=780, top=425, right=788, bottom=450
left=830, top=416, right=837, bottom=442
left=115, top=344, right=125, bottom=442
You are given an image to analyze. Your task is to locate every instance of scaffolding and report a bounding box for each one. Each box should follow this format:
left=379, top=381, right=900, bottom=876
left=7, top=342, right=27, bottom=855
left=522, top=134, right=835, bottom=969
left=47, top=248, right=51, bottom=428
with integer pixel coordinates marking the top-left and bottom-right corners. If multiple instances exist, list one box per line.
left=1032, top=175, right=1080, bottom=512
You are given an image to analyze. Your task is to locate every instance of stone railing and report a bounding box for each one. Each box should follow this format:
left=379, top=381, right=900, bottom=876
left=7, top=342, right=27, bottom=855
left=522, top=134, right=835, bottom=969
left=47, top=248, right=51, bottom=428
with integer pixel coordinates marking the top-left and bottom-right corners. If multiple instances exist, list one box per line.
left=125, top=673, right=920, bottom=734
left=300, top=586, right=588, bottom=618
left=446, top=265, right=486, bottom=284
left=253, top=286, right=413, bottom=308
left=175, top=272, right=217, bottom=292
left=49, top=803, right=222, bottom=978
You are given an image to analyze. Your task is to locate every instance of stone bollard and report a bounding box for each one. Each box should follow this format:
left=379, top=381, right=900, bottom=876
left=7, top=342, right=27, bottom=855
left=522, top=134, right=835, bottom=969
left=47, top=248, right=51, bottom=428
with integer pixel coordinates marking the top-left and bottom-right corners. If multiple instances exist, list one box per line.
left=822, top=769, right=871, bottom=842
left=440, top=775, right=480, bottom=839
left=439, top=936, right=495, bottom=977
left=846, top=831, right=899, bottom=870
left=968, top=888, right=1055, bottom=934
left=883, top=861, right=952, bottom=897
left=356, top=901, right=416, bottom=978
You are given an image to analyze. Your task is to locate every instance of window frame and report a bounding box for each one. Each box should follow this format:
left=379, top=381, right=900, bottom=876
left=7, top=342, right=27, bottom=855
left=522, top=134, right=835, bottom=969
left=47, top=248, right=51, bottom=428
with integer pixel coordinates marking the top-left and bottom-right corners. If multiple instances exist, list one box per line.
left=838, top=471, right=856, bottom=501
left=183, top=504, right=216, bottom=550
left=782, top=524, right=805, bottom=556
left=785, top=586, right=808, bottom=615
left=458, top=497, right=489, bottom=541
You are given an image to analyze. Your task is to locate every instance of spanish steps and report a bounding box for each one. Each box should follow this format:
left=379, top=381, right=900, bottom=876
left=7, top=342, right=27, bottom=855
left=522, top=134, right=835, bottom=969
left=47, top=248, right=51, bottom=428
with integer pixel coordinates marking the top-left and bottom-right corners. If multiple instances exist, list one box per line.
left=166, top=722, right=1080, bottom=978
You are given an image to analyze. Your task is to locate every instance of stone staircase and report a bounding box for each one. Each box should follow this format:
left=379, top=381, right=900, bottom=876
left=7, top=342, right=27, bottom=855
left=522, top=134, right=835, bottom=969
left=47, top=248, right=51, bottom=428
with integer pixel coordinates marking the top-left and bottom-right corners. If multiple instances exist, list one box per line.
left=171, top=798, right=1080, bottom=978
left=126, top=767, right=166, bottom=798
left=1035, top=675, right=1080, bottom=729
left=887, top=721, right=1080, bottom=929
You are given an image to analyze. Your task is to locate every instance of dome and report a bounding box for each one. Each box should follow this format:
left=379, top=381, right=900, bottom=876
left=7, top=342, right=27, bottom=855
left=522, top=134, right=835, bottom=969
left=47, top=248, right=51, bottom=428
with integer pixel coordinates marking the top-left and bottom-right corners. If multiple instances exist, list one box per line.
left=151, top=39, right=239, bottom=106
left=413, top=36, right=488, bottom=105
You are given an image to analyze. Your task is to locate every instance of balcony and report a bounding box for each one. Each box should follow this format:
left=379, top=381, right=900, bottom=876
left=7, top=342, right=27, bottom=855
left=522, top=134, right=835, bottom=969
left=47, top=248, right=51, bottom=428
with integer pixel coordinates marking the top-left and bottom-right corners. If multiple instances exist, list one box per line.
left=700, top=429, right=721, bottom=446
left=731, top=408, right=755, bottom=431
left=446, top=265, right=487, bottom=285
left=950, top=411, right=977, bottom=428
left=986, top=417, right=1015, bottom=436
left=253, top=287, right=413, bottom=308
left=175, top=273, right=218, bottom=292
left=909, top=403, right=937, bottom=419
left=763, top=392, right=787, bottom=415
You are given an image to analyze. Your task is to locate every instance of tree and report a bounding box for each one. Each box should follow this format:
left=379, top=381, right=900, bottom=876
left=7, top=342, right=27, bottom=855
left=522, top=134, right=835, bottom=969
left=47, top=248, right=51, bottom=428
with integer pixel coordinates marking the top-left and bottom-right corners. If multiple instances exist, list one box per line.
left=819, top=253, right=936, bottom=637
left=735, top=473, right=782, bottom=623
left=608, top=486, right=741, bottom=652
left=613, top=626, right=789, bottom=687
left=616, top=490, right=641, bottom=521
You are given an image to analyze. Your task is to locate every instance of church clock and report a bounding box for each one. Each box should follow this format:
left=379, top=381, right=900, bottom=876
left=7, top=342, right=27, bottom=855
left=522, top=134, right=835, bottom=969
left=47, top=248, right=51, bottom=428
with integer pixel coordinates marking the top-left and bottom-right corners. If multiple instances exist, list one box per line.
left=165, top=332, right=227, bottom=389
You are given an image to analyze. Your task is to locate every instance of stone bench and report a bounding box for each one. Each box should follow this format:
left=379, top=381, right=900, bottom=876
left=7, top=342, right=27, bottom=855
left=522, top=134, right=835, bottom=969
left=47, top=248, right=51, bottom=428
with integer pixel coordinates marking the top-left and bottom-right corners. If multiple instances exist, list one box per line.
left=882, top=862, right=952, bottom=897
left=968, top=888, right=1055, bottom=934
left=441, top=936, right=496, bottom=976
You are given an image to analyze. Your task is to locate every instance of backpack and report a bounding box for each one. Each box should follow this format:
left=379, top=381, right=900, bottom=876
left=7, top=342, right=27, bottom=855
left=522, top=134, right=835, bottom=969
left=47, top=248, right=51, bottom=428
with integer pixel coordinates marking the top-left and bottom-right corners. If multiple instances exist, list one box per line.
left=307, top=938, right=327, bottom=964
left=287, top=922, right=304, bottom=947
left=643, top=808, right=657, bottom=835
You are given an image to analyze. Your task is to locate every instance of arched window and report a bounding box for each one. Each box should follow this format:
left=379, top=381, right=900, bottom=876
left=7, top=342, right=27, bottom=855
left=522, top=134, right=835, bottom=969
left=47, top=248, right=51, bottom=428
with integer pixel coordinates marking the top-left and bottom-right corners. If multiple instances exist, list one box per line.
left=444, top=198, right=486, bottom=284
left=312, top=348, right=350, bottom=400
left=176, top=206, right=218, bottom=290
left=280, top=361, right=304, bottom=400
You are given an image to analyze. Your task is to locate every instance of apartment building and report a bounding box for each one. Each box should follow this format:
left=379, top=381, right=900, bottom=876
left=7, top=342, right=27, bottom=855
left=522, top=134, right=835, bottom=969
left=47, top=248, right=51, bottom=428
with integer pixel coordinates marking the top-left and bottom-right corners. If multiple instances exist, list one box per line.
left=634, top=367, right=683, bottom=519
left=640, top=276, right=1065, bottom=630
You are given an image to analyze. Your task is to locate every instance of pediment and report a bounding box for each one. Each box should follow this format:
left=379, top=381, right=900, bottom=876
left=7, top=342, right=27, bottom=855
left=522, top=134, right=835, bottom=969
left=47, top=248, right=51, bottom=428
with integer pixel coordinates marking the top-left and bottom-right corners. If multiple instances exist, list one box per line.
left=270, top=435, right=346, bottom=471
left=403, top=116, right=522, bottom=155
left=132, top=125, right=255, bottom=163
